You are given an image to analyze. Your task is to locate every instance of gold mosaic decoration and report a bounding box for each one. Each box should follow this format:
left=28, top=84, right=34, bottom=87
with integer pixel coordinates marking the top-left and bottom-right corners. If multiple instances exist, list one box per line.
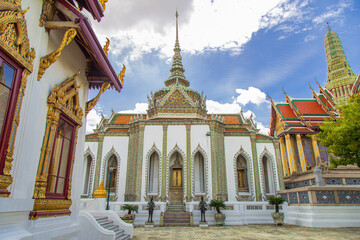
left=118, top=64, right=126, bottom=86
left=38, top=28, right=77, bottom=81
left=103, top=37, right=110, bottom=57
left=0, top=0, right=35, bottom=198
left=31, top=72, right=83, bottom=219
left=85, top=82, right=110, bottom=116
left=99, top=0, right=109, bottom=11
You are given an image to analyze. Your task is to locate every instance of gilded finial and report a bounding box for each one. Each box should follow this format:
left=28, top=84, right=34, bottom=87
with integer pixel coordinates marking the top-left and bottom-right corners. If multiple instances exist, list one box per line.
left=176, top=10, right=179, bottom=41
left=118, top=64, right=126, bottom=86
left=103, top=37, right=110, bottom=57
left=326, top=21, right=330, bottom=32
left=94, top=181, right=107, bottom=198
left=282, top=88, right=287, bottom=95
left=99, top=0, right=108, bottom=11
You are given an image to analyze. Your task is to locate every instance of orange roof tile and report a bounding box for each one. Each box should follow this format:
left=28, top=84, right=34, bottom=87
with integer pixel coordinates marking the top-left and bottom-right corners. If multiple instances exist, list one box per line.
left=293, top=100, right=326, bottom=114
left=223, top=116, right=240, bottom=125
left=277, top=105, right=297, bottom=119
left=114, top=116, right=132, bottom=124
left=319, top=95, right=333, bottom=109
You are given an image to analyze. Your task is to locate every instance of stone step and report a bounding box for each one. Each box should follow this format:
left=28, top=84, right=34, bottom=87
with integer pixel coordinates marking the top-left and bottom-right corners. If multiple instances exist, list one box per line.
left=164, top=212, right=191, bottom=226
left=163, top=222, right=190, bottom=226
left=94, top=216, right=131, bottom=240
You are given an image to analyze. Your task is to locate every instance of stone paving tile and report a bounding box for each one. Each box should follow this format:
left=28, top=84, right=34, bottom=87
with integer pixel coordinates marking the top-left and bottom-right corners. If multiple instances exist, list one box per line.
left=132, top=225, right=360, bottom=240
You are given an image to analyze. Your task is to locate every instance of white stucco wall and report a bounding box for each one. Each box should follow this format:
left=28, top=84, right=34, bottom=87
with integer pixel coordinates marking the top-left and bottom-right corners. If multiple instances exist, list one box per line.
left=256, top=143, right=280, bottom=194
left=224, top=136, right=253, bottom=201
left=141, top=125, right=163, bottom=200
left=190, top=125, right=211, bottom=197
left=100, top=136, right=129, bottom=202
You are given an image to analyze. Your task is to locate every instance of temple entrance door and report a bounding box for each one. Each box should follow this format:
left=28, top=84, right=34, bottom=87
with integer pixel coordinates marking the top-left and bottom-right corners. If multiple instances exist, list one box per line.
left=169, top=153, right=183, bottom=204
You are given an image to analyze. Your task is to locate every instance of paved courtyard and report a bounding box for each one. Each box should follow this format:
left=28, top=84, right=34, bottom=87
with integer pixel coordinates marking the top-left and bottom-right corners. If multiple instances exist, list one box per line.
left=133, top=225, right=360, bottom=240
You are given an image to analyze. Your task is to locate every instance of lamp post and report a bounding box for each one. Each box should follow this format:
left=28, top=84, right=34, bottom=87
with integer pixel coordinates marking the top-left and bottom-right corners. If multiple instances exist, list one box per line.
left=106, top=167, right=115, bottom=210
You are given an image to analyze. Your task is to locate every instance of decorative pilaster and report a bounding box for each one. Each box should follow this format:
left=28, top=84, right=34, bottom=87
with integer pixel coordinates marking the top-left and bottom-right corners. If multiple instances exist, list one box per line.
left=284, top=134, right=296, bottom=174
left=311, top=135, right=321, bottom=165
left=185, top=125, right=191, bottom=201
left=273, top=139, right=285, bottom=190
left=279, top=137, right=290, bottom=176
left=250, top=133, right=261, bottom=201
left=93, top=134, right=104, bottom=190
left=295, top=134, right=307, bottom=172
left=209, top=122, right=227, bottom=200
left=160, top=125, right=168, bottom=201
left=135, top=124, right=145, bottom=201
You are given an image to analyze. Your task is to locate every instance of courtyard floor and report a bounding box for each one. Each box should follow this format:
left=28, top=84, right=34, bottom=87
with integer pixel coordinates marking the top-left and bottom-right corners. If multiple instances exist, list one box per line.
left=132, top=224, right=360, bottom=239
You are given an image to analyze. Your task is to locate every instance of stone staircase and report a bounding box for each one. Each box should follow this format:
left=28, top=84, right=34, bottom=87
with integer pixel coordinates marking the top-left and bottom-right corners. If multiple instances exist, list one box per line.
left=164, top=212, right=191, bottom=226
left=94, top=216, right=131, bottom=240
left=164, top=205, right=191, bottom=226
left=167, top=204, right=184, bottom=212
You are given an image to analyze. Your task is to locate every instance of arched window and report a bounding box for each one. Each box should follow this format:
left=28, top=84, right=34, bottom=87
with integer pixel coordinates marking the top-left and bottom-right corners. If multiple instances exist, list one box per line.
left=194, top=152, right=205, bottom=193
left=148, top=152, right=159, bottom=194
left=262, top=156, right=275, bottom=194
left=105, top=155, right=117, bottom=193
left=82, top=155, right=92, bottom=195
left=237, top=155, right=248, bottom=192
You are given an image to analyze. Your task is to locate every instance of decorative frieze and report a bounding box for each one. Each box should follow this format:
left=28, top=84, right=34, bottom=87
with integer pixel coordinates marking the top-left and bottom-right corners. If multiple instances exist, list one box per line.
left=316, top=191, right=336, bottom=204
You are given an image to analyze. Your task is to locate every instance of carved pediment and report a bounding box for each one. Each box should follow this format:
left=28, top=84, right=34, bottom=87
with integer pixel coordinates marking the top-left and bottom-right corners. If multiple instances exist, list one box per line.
left=0, top=0, right=35, bottom=71
left=162, top=90, right=192, bottom=108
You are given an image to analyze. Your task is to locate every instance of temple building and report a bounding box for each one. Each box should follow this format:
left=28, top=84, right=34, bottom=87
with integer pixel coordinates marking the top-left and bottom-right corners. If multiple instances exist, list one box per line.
left=0, top=0, right=133, bottom=239
left=269, top=26, right=360, bottom=227
left=83, top=12, right=284, bottom=225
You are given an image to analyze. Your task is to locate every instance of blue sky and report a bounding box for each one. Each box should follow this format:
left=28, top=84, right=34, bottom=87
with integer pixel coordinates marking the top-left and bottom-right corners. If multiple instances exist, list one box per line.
left=86, top=0, right=360, bottom=134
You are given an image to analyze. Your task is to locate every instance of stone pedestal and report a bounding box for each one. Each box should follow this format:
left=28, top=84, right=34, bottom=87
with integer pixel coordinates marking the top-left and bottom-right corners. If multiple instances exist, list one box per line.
left=145, top=221, right=154, bottom=228
left=199, top=221, right=208, bottom=227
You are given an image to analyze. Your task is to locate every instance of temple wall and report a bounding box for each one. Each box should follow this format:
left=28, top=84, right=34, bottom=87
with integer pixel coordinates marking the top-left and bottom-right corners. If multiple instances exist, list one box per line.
left=256, top=143, right=280, bottom=193
left=190, top=125, right=212, bottom=198
left=99, top=136, right=129, bottom=201
left=0, top=0, right=90, bottom=238
left=141, top=125, right=163, bottom=200
left=224, top=136, right=253, bottom=201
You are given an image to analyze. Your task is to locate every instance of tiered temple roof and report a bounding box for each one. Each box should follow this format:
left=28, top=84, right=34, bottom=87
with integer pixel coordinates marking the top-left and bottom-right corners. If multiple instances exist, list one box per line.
left=269, top=84, right=338, bottom=137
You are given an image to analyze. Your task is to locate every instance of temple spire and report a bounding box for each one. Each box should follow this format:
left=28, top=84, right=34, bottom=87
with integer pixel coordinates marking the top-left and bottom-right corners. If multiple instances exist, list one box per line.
left=176, top=10, right=179, bottom=42
left=164, top=11, right=190, bottom=88
left=326, top=21, right=330, bottom=32
left=324, top=26, right=356, bottom=104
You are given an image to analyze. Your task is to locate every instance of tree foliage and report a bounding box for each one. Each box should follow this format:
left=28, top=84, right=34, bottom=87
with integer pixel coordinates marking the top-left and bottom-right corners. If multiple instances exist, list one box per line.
left=318, top=94, right=360, bottom=168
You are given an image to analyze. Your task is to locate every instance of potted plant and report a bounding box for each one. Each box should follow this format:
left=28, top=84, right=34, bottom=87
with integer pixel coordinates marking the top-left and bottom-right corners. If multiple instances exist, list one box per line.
left=267, top=196, right=285, bottom=225
left=209, top=199, right=226, bottom=226
left=120, top=204, right=138, bottom=224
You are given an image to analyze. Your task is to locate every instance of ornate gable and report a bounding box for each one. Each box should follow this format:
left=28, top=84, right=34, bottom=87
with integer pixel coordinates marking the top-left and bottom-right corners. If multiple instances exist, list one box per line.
left=0, top=0, right=35, bottom=71
left=162, top=90, right=192, bottom=108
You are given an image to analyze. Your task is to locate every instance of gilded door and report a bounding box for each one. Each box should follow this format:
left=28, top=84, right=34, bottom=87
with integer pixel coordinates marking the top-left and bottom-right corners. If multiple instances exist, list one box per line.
left=170, top=168, right=183, bottom=204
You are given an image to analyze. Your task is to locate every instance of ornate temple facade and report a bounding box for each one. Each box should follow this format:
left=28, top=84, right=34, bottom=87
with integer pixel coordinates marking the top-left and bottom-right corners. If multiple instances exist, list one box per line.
left=83, top=13, right=284, bottom=225
left=269, top=27, right=360, bottom=227
left=0, top=0, right=131, bottom=239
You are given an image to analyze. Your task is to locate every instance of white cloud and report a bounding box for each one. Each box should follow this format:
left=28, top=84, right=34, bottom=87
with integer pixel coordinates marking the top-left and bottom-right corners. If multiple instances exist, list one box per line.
left=312, top=0, right=353, bottom=25
left=259, top=0, right=310, bottom=30
left=235, top=87, right=269, bottom=106
left=91, top=0, right=285, bottom=61
left=86, top=108, right=102, bottom=134
left=206, top=100, right=241, bottom=113
left=304, top=34, right=316, bottom=42
left=118, top=103, right=148, bottom=113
